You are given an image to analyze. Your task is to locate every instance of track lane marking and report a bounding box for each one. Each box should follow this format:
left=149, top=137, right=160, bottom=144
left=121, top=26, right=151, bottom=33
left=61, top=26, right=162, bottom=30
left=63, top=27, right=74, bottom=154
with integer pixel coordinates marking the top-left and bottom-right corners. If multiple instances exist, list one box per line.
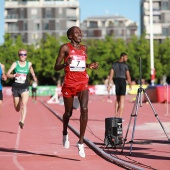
left=13, top=126, right=25, bottom=170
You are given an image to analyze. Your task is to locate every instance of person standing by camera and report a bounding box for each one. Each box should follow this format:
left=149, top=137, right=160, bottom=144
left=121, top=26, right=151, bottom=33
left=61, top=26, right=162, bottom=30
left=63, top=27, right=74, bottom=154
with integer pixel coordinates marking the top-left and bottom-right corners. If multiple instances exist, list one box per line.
left=107, top=52, right=132, bottom=120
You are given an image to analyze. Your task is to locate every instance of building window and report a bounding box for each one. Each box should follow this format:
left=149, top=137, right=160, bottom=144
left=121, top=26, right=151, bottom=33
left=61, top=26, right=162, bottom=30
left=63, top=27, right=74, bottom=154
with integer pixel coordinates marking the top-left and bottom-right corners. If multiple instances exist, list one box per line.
left=108, top=30, right=114, bottom=36
left=129, top=29, right=136, bottom=36
left=7, top=9, right=17, bottom=19
left=121, top=29, right=125, bottom=36
left=89, top=21, right=98, bottom=28
left=153, top=2, right=160, bottom=11
left=164, top=13, right=170, bottom=23
left=58, top=8, right=63, bottom=15
left=108, top=21, right=114, bottom=27
left=66, top=21, right=76, bottom=29
left=35, top=23, right=40, bottom=30
left=56, top=20, right=59, bottom=29
left=93, top=30, right=101, bottom=37
left=20, top=9, right=25, bottom=19
left=24, top=23, right=27, bottom=30
left=114, top=20, right=119, bottom=26
left=66, top=8, right=76, bottom=18
left=45, top=8, right=52, bottom=18
left=8, top=23, right=18, bottom=31
left=87, top=30, right=94, bottom=37
left=153, top=15, right=160, bottom=23
left=162, top=1, right=169, bottom=10
left=119, top=21, right=124, bottom=26
left=44, top=23, right=49, bottom=30
left=22, top=33, right=27, bottom=43
left=162, top=27, right=169, bottom=36
left=31, top=9, right=38, bottom=19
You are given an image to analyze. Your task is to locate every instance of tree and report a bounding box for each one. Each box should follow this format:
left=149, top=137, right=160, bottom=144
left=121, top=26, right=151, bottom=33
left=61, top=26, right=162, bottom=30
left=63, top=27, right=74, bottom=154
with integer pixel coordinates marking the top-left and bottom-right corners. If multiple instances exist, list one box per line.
left=1, top=33, right=170, bottom=86
left=33, top=34, right=61, bottom=85
left=159, top=38, right=170, bottom=83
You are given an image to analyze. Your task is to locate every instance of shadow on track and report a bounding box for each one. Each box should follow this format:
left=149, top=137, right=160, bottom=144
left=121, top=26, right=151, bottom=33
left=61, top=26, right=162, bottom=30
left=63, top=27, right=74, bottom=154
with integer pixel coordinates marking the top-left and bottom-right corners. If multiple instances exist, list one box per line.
left=0, top=147, right=80, bottom=161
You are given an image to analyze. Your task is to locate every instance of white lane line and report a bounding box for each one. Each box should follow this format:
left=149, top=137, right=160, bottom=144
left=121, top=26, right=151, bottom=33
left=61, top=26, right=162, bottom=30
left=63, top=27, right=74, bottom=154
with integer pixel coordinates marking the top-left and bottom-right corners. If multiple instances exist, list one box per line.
left=13, top=127, right=25, bottom=170
left=2, top=96, right=24, bottom=169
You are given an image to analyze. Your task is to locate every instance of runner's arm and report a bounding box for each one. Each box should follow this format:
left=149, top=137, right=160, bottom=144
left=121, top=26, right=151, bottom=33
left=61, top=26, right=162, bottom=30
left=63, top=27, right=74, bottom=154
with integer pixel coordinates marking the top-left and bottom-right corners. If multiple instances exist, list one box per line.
left=6, top=62, right=17, bottom=79
left=126, top=70, right=132, bottom=89
left=107, top=68, right=114, bottom=92
left=1, top=64, right=7, bottom=81
left=29, top=62, right=37, bottom=82
left=54, top=44, right=70, bottom=71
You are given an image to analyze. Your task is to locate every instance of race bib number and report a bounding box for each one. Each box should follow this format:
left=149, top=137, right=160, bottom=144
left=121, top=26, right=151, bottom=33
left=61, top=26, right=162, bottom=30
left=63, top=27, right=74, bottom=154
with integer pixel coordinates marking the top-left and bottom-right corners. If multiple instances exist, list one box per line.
left=15, top=73, right=27, bottom=84
left=70, top=55, right=86, bottom=71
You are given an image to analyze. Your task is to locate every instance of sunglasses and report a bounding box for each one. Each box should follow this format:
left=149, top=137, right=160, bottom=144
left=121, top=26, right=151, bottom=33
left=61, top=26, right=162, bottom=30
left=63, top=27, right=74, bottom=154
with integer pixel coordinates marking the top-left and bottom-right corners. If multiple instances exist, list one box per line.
left=19, top=54, right=27, bottom=56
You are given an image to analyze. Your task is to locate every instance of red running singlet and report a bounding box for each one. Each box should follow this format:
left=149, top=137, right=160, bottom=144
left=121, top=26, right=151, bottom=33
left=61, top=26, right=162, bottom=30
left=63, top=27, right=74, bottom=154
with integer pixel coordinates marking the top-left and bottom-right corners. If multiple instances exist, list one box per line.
left=62, top=43, right=89, bottom=98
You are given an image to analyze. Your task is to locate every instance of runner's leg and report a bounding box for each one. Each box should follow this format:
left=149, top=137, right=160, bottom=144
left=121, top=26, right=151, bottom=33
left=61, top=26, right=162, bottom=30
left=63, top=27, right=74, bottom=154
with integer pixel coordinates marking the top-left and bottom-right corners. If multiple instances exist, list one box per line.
left=13, top=96, right=21, bottom=112
left=0, top=100, right=2, bottom=117
left=20, top=91, right=29, bottom=123
left=35, top=89, right=37, bottom=101
left=119, top=95, right=125, bottom=118
left=77, top=89, right=88, bottom=144
left=115, top=95, right=120, bottom=117
left=63, top=96, right=74, bottom=135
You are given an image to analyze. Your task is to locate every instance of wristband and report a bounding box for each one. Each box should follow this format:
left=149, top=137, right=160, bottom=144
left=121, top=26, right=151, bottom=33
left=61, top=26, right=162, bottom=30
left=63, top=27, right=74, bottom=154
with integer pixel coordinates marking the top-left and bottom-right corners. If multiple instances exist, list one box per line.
left=87, top=64, right=90, bottom=68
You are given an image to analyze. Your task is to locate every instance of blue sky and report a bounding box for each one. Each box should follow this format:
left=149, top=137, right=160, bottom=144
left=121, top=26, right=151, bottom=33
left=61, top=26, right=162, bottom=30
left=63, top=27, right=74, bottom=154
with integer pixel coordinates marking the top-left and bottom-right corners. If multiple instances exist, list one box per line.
left=79, top=0, right=140, bottom=23
left=0, top=0, right=140, bottom=44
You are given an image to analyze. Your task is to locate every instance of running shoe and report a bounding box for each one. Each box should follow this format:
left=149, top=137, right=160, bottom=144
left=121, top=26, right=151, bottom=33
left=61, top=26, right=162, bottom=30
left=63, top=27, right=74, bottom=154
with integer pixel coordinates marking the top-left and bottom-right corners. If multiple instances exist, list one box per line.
left=19, top=121, right=24, bottom=129
left=63, top=134, right=69, bottom=149
left=77, top=143, right=85, bottom=158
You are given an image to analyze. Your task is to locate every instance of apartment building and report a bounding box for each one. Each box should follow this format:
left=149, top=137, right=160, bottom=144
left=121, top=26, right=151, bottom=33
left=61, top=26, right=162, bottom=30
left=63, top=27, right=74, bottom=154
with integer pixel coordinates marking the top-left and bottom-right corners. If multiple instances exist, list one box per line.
left=5, top=0, right=80, bottom=45
left=141, top=0, right=170, bottom=42
left=80, top=15, right=138, bottom=41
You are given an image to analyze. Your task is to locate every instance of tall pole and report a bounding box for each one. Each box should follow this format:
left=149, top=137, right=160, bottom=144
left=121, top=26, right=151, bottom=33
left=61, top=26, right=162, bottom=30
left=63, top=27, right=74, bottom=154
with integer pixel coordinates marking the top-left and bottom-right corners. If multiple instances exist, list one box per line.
left=149, top=0, right=155, bottom=86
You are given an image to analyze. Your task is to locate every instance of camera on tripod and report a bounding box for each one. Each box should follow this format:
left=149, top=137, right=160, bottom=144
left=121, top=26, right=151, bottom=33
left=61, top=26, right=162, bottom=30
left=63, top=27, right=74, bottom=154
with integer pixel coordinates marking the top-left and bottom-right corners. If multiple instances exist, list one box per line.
left=104, top=117, right=123, bottom=147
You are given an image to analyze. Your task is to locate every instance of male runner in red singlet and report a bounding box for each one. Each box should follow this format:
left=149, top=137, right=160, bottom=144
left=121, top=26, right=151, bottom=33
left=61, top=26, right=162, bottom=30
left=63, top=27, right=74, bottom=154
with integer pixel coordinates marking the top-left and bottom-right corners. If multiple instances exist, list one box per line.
left=54, top=26, right=98, bottom=158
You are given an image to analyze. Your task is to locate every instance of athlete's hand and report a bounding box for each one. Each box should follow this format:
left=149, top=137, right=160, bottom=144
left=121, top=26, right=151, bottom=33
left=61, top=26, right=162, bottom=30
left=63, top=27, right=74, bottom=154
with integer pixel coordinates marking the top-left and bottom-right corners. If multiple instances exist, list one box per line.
left=66, top=57, right=72, bottom=65
left=89, top=62, right=99, bottom=70
left=2, top=75, right=7, bottom=81
left=129, top=85, right=132, bottom=91
left=107, top=85, right=111, bottom=92
left=33, top=77, right=37, bottom=82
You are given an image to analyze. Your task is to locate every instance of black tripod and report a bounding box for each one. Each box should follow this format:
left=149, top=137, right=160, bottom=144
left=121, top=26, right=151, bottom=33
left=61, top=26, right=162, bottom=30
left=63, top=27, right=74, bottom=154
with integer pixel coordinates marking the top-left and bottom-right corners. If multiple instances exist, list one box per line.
left=121, top=56, right=170, bottom=155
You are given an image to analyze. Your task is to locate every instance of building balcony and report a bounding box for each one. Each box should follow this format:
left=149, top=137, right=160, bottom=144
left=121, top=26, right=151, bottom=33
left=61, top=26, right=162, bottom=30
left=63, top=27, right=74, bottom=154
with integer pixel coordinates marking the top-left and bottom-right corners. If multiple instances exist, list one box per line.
left=5, top=15, right=18, bottom=19
left=5, top=19, right=18, bottom=23
left=5, top=1, right=79, bottom=7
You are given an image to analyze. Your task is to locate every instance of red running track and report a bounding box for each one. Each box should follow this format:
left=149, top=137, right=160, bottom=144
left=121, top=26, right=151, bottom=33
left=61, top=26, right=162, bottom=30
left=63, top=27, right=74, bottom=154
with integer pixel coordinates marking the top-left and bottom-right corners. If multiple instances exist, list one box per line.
left=0, top=94, right=170, bottom=170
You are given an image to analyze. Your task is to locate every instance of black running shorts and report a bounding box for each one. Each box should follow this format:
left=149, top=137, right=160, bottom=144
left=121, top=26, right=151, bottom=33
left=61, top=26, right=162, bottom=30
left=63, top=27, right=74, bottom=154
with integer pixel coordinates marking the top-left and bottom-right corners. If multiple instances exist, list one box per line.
left=114, top=78, right=126, bottom=95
